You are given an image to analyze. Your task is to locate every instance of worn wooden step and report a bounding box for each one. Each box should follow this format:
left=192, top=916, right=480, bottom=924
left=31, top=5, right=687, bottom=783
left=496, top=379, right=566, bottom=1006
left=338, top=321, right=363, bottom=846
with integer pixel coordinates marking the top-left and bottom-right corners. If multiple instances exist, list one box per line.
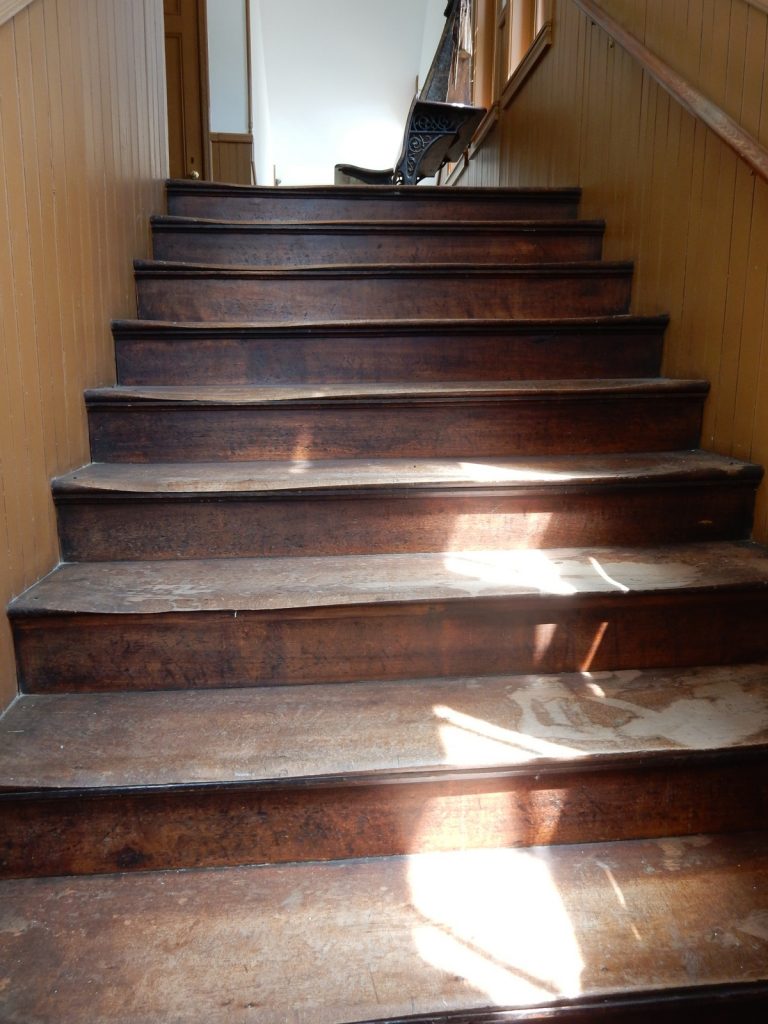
left=84, top=380, right=707, bottom=462
left=1, top=664, right=767, bottom=877
left=10, top=542, right=768, bottom=693
left=113, top=315, right=668, bottom=386
left=166, top=180, right=583, bottom=222
left=151, top=217, right=605, bottom=266
left=1, top=832, right=768, bottom=1022
left=53, top=452, right=761, bottom=561
left=134, top=261, right=634, bottom=322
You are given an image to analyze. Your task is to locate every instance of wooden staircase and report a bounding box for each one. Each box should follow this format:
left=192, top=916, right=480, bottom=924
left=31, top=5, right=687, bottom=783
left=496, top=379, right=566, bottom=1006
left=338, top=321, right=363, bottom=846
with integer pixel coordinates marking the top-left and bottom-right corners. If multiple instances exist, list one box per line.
left=2, top=181, right=768, bottom=1022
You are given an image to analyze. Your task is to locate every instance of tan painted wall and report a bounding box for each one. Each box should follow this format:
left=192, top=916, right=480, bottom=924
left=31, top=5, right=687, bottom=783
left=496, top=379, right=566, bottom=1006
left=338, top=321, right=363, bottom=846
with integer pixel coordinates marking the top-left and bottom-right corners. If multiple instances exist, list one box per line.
left=459, top=0, right=768, bottom=543
left=0, top=0, right=168, bottom=710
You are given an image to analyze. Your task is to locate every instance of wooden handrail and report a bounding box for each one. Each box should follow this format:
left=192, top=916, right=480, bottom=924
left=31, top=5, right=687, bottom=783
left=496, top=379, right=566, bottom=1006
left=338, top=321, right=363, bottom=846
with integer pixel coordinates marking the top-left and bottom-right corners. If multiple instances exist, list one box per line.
left=571, top=0, right=768, bottom=184
left=0, top=0, right=35, bottom=27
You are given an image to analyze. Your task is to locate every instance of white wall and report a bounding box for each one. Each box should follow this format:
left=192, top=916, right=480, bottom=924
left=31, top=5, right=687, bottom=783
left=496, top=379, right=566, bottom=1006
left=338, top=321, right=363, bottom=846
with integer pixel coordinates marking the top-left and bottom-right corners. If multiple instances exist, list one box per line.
left=207, top=0, right=249, bottom=134
left=250, top=0, right=437, bottom=186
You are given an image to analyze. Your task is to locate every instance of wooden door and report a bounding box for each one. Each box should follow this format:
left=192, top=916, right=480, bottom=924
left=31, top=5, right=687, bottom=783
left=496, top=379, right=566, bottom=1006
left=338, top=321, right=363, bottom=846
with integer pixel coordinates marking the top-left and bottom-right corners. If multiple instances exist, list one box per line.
left=164, top=0, right=209, bottom=180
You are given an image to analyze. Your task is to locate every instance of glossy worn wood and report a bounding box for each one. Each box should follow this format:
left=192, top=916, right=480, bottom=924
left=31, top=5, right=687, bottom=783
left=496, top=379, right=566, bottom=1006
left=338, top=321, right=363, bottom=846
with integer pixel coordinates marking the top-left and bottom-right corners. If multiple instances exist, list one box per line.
left=10, top=542, right=768, bottom=692
left=150, top=217, right=605, bottom=266
left=1, top=833, right=768, bottom=1022
left=165, top=181, right=583, bottom=222
left=53, top=451, right=761, bottom=560
left=134, top=261, right=635, bottom=322
left=84, top=380, right=706, bottom=462
left=113, top=315, right=668, bottom=385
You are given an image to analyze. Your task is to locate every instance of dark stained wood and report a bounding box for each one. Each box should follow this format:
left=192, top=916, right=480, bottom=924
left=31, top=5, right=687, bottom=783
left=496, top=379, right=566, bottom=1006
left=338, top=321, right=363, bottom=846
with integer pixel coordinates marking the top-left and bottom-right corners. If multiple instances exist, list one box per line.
left=165, top=181, right=583, bottom=222
left=134, top=260, right=635, bottom=322
left=113, top=315, right=668, bottom=386
left=10, top=542, right=768, bottom=692
left=84, top=380, right=706, bottom=462
left=1, top=753, right=766, bottom=879
left=150, top=217, right=605, bottom=266
left=1, top=832, right=768, bottom=1023
left=13, top=589, right=768, bottom=694
left=53, top=452, right=761, bottom=560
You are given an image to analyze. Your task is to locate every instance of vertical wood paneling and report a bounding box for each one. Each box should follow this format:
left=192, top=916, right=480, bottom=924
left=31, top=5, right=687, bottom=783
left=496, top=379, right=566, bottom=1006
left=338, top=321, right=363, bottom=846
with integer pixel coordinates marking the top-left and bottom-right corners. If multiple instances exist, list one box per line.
left=0, top=0, right=167, bottom=709
left=461, top=0, right=768, bottom=545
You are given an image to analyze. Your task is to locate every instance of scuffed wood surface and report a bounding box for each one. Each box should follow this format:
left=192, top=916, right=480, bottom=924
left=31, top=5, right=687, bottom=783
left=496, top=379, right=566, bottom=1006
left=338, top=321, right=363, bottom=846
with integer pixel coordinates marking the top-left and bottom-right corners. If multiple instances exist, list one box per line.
left=53, top=451, right=759, bottom=496
left=1, top=833, right=768, bottom=1023
left=11, top=542, right=768, bottom=616
left=1, top=664, right=767, bottom=789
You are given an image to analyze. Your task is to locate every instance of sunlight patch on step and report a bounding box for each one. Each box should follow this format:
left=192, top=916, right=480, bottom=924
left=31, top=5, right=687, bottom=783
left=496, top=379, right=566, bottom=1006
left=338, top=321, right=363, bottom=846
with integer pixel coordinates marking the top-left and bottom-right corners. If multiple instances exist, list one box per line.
left=443, top=550, right=577, bottom=594
left=409, top=847, right=583, bottom=1005
left=458, top=461, right=574, bottom=482
left=433, top=704, right=586, bottom=764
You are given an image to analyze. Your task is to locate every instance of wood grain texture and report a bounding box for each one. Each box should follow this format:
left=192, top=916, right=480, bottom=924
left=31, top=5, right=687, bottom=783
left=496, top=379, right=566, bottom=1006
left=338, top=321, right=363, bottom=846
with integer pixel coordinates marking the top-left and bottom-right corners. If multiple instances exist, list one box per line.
left=150, top=217, right=605, bottom=266
left=112, top=315, right=668, bottom=386
left=2, top=753, right=766, bottom=878
left=133, top=260, right=635, bottom=323
left=83, top=379, right=706, bottom=462
left=570, top=0, right=768, bottom=182
left=52, top=451, right=761, bottom=560
left=165, top=181, right=582, bottom=221
left=459, top=0, right=768, bottom=543
left=1, top=833, right=768, bottom=1021
left=0, top=0, right=167, bottom=710
left=10, top=542, right=768, bottom=692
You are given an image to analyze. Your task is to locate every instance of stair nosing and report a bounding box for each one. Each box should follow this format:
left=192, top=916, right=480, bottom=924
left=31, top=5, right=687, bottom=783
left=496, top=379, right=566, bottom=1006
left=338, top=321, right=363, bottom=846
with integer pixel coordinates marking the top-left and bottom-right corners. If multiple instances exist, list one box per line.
left=150, top=215, right=607, bottom=235
left=82, top=379, right=711, bottom=408
left=133, top=258, right=634, bottom=279
left=111, top=313, right=671, bottom=337
left=2, top=744, right=766, bottom=800
left=51, top=452, right=764, bottom=501
left=165, top=179, right=583, bottom=199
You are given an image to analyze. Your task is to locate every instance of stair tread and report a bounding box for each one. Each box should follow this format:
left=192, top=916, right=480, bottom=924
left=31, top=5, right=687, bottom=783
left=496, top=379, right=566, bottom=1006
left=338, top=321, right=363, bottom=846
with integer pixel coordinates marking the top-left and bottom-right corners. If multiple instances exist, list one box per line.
left=11, top=541, right=768, bottom=616
left=1, top=664, right=766, bottom=790
left=84, top=378, right=708, bottom=406
left=113, top=313, right=670, bottom=334
left=1, top=831, right=767, bottom=1023
left=151, top=215, right=605, bottom=233
left=53, top=451, right=761, bottom=498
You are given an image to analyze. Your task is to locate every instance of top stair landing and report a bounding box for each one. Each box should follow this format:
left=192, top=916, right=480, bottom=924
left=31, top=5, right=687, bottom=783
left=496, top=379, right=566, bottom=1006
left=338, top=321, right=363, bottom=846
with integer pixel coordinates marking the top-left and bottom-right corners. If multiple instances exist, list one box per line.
left=166, top=181, right=583, bottom=223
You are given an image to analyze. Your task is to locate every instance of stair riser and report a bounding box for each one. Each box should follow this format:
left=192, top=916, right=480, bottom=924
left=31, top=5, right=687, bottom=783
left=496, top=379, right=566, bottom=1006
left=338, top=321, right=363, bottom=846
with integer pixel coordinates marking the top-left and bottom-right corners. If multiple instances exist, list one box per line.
left=56, top=485, right=757, bottom=561
left=151, top=227, right=603, bottom=267
left=114, top=328, right=665, bottom=386
left=87, top=397, right=703, bottom=462
left=166, top=190, right=581, bottom=223
left=1, top=757, right=763, bottom=879
left=134, top=271, right=633, bottom=322
left=14, top=590, right=768, bottom=693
